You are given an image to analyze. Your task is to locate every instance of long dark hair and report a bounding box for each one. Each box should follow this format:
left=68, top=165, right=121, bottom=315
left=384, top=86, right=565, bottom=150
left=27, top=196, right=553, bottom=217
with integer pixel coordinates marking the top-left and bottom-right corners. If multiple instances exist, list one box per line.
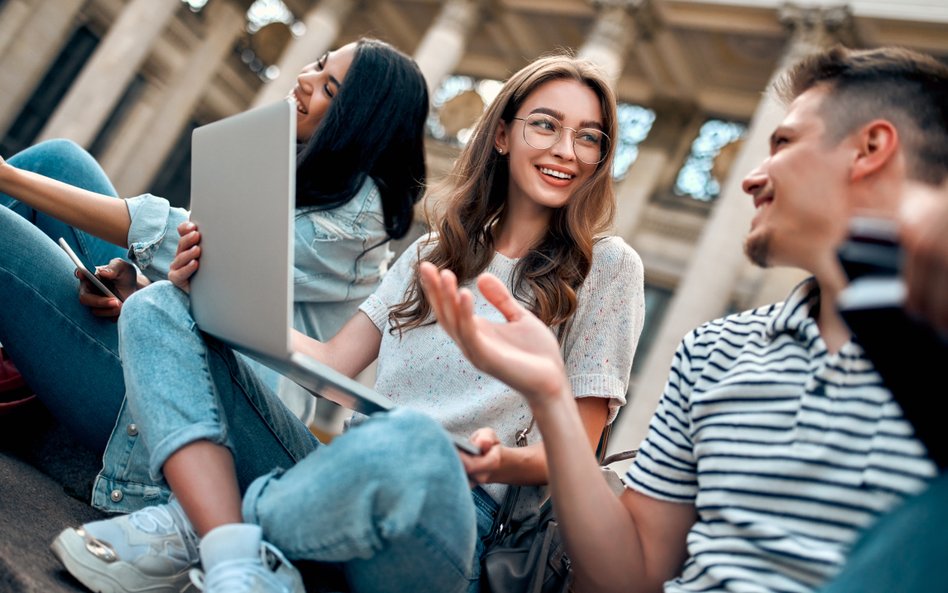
left=390, top=54, right=618, bottom=333
left=295, top=38, right=429, bottom=239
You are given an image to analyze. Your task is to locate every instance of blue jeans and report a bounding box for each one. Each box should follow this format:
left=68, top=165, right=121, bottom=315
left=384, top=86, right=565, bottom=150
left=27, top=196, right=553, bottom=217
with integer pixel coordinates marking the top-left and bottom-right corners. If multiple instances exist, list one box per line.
left=819, top=470, right=948, bottom=593
left=115, top=281, right=488, bottom=592
left=0, top=140, right=128, bottom=451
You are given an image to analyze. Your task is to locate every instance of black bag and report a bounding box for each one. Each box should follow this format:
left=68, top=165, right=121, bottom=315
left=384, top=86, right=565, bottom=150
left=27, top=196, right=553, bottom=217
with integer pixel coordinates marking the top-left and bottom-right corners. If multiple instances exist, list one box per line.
left=482, top=492, right=571, bottom=593
left=480, top=422, right=636, bottom=593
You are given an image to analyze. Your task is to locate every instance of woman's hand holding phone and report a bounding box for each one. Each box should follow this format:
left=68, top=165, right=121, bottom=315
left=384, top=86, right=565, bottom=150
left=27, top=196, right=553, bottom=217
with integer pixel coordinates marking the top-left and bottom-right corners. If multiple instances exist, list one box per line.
left=77, top=259, right=140, bottom=319
left=59, top=237, right=143, bottom=319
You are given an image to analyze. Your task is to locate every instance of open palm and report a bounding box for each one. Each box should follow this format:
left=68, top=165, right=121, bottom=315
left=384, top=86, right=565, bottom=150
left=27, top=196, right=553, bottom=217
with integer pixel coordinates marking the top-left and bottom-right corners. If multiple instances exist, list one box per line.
left=419, top=262, right=568, bottom=403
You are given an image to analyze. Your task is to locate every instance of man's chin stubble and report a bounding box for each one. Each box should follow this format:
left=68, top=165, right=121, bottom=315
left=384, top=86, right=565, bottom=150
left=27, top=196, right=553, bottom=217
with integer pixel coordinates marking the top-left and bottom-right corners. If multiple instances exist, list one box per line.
left=744, top=235, right=771, bottom=268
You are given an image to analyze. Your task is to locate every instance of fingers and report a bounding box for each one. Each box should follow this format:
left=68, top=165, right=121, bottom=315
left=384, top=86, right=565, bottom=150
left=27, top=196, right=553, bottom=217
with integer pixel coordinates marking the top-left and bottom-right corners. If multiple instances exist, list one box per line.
left=460, top=429, right=502, bottom=485
left=477, top=273, right=524, bottom=323
left=76, top=271, right=121, bottom=318
left=419, top=261, right=462, bottom=336
left=169, top=223, right=201, bottom=293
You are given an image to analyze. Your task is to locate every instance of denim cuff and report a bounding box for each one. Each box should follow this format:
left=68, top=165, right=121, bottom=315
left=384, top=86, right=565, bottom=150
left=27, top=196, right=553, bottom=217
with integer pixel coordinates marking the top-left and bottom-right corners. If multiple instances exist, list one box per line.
left=147, top=420, right=233, bottom=482
left=126, top=194, right=189, bottom=280
left=241, top=467, right=284, bottom=524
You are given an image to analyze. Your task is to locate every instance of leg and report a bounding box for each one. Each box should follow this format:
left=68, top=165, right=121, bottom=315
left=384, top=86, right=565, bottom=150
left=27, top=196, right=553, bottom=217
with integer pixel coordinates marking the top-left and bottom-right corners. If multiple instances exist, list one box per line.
left=117, top=282, right=319, bottom=527
left=819, top=471, right=948, bottom=593
left=243, top=409, right=484, bottom=593
left=0, top=206, right=124, bottom=451
left=53, top=282, right=319, bottom=593
left=3, top=139, right=126, bottom=267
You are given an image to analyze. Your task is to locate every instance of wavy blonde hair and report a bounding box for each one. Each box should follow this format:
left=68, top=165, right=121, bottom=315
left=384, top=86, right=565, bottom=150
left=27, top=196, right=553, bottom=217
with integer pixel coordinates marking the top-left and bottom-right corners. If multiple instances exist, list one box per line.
left=390, top=53, right=618, bottom=334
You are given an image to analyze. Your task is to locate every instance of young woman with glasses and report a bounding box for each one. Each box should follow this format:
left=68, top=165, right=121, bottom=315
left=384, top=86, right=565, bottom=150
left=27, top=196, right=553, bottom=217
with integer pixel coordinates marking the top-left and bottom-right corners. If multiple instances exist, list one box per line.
left=52, top=54, right=645, bottom=593
left=0, top=39, right=426, bottom=465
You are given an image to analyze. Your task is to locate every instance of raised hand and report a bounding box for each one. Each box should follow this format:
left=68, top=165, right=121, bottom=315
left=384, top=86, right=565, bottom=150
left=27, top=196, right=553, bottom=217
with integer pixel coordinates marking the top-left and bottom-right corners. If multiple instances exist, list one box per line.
left=418, top=261, right=568, bottom=405
left=168, top=221, right=201, bottom=293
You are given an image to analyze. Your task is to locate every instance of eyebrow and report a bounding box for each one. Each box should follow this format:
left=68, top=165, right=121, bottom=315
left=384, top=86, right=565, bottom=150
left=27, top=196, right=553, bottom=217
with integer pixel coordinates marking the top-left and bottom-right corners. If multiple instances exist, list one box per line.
left=768, top=126, right=789, bottom=150
left=528, top=107, right=603, bottom=130
left=329, top=75, right=342, bottom=89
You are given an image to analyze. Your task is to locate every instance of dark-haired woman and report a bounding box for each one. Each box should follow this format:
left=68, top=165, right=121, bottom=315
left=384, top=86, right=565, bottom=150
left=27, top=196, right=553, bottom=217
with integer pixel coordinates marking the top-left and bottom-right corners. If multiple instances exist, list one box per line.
left=0, top=39, right=427, bottom=465
left=52, top=54, right=645, bottom=593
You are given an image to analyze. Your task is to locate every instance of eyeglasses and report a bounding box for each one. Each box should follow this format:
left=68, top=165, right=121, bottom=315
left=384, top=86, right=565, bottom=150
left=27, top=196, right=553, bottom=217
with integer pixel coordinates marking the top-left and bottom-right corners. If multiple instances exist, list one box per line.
left=511, top=114, right=609, bottom=165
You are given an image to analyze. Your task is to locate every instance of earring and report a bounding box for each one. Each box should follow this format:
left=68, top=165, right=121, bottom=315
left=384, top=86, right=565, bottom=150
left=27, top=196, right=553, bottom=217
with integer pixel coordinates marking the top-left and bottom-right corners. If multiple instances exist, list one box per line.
left=496, top=147, right=504, bottom=155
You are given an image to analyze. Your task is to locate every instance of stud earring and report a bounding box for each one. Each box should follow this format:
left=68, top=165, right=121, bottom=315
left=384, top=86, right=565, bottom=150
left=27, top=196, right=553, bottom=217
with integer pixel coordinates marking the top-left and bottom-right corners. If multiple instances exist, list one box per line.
left=496, top=147, right=504, bottom=154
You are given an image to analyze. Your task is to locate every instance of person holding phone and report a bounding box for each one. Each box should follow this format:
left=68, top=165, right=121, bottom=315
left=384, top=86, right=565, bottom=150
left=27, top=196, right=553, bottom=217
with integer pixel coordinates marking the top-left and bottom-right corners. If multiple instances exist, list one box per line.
left=53, top=54, right=644, bottom=593
left=0, top=38, right=428, bottom=449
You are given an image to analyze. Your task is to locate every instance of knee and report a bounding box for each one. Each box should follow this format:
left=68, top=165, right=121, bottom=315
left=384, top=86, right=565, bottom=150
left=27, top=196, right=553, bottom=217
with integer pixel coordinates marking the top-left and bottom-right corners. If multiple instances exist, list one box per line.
left=11, top=139, right=90, bottom=172
left=118, top=281, right=191, bottom=341
left=365, top=409, right=463, bottom=480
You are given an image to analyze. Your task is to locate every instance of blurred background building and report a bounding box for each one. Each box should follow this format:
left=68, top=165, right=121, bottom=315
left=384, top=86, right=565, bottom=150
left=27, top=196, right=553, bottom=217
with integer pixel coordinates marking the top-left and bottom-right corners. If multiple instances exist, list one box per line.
left=2, top=0, right=946, bottom=453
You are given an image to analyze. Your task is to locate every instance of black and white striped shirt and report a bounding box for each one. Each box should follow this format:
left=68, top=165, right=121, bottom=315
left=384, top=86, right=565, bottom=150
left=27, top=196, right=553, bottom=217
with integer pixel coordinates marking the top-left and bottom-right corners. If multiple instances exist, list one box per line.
left=626, top=279, right=936, bottom=593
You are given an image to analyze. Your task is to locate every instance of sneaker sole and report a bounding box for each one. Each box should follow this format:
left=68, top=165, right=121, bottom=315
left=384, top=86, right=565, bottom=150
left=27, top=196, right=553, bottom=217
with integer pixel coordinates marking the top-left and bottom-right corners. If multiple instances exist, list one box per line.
left=51, top=528, right=194, bottom=593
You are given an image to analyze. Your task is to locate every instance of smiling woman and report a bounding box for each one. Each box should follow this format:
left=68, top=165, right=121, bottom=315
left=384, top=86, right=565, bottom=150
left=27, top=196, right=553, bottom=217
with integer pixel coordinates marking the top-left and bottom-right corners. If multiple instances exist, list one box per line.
left=46, top=53, right=645, bottom=593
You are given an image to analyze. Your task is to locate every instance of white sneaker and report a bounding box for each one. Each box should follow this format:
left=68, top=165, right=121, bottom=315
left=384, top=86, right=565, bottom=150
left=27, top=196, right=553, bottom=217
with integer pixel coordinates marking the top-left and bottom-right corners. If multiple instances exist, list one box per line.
left=189, top=524, right=303, bottom=593
left=51, top=499, right=199, bottom=593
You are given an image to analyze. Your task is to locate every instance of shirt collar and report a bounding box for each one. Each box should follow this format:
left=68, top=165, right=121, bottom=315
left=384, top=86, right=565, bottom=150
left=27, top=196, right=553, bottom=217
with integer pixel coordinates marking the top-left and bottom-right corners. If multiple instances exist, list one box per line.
left=765, top=276, right=822, bottom=340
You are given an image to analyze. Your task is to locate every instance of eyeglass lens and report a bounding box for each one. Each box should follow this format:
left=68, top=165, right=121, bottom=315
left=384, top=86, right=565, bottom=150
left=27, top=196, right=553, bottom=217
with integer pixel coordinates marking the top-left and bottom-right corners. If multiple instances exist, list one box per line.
left=521, top=114, right=606, bottom=164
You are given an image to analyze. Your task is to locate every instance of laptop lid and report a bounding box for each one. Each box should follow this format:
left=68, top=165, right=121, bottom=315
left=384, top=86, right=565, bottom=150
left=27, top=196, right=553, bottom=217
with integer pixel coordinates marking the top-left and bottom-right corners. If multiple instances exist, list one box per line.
left=189, top=100, right=296, bottom=358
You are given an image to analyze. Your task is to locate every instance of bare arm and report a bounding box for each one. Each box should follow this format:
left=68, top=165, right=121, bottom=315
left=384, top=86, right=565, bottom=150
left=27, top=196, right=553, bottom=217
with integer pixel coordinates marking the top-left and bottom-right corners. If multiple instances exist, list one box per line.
left=292, top=311, right=382, bottom=379
left=419, top=262, right=695, bottom=593
left=461, top=396, right=608, bottom=486
left=0, top=156, right=131, bottom=247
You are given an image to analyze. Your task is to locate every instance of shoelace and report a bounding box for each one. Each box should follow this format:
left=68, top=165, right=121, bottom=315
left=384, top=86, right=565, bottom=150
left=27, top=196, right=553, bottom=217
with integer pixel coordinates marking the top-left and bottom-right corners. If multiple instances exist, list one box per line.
left=127, top=505, right=177, bottom=534
left=127, top=503, right=200, bottom=561
left=189, top=559, right=286, bottom=593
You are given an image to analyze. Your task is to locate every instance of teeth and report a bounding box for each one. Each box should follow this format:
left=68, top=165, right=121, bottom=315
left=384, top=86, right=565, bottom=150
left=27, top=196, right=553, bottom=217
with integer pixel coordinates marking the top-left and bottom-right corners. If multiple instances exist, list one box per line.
left=287, top=93, right=307, bottom=115
left=539, top=167, right=573, bottom=180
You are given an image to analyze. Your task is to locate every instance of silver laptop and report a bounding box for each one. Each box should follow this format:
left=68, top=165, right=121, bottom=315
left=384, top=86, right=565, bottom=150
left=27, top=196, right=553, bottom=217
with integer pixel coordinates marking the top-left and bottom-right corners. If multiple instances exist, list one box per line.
left=188, top=101, right=478, bottom=454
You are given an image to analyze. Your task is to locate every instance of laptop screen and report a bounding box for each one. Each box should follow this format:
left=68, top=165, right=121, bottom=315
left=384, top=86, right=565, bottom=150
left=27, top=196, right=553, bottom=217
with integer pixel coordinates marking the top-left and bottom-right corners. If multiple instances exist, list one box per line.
left=188, top=100, right=296, bottom=358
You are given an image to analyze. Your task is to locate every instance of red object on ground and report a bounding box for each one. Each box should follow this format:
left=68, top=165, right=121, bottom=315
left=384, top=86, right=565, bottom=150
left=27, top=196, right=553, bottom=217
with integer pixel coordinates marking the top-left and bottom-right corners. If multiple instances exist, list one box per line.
left=0, top=348, right=36, bottom=415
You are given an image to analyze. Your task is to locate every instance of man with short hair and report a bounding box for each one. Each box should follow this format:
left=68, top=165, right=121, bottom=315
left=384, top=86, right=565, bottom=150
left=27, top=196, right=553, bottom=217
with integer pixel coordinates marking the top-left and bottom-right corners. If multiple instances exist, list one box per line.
left=419, top=45, right=945, bottom=593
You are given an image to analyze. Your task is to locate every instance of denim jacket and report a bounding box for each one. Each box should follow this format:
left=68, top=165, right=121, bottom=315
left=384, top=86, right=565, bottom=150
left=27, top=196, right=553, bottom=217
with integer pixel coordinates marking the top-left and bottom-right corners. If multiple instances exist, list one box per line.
left=92, top=178, right=392, bottom=513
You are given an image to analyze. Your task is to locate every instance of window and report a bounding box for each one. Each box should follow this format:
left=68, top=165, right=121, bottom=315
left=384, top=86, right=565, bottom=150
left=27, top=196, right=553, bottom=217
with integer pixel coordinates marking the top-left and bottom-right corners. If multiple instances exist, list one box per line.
left=673, top=119, right=745, bottom=202
left=612, top=103, right=655, bottom=180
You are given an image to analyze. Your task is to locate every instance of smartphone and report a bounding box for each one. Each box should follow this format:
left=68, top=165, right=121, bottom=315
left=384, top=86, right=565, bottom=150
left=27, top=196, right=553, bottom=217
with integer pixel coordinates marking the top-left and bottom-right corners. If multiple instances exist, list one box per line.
left=58, top=237, right=122, bottom=301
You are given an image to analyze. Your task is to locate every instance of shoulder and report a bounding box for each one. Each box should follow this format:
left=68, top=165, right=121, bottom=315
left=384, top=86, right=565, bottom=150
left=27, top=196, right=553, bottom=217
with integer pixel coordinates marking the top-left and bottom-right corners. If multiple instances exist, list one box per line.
left=388, top=233, right=438, bottom=271
left=586, top=236, right=644, bottom=286
left=686, top=302, right=780, bottom=353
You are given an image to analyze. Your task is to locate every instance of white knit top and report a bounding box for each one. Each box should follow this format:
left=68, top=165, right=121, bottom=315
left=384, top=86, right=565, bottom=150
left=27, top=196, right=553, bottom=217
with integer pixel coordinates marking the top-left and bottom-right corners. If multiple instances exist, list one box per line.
left=359, top=234, right=645, bottom=501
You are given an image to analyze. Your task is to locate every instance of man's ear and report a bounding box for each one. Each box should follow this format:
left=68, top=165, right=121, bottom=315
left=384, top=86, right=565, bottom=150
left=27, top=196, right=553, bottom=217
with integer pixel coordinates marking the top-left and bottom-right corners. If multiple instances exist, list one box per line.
left=851, top=119, right=899, bottom=182
left=494, top=121, right=509, bottom=154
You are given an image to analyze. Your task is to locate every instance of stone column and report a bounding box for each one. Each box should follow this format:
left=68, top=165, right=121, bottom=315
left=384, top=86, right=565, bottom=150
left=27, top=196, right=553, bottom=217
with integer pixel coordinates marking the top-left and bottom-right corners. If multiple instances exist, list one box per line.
left=0, top=0, right=87, bottom=136
left=107, top=0, right=247, bottom=196
left=36, top=0, right=181, bottom=146
left=252, top=0, right=357, bottom=108
left=578, top=0, right=642, bottom=89
left=413, top=0, right=482, bottom=100
left=612, top=104, right=691, bottom=242
left=609, top=5, right=854, bottom=454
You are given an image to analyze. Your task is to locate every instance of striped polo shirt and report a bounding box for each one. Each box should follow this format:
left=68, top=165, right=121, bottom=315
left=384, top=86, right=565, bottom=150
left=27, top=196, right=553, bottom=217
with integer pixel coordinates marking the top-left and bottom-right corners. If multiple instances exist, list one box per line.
left=626, top=278, right=936, bottom=593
